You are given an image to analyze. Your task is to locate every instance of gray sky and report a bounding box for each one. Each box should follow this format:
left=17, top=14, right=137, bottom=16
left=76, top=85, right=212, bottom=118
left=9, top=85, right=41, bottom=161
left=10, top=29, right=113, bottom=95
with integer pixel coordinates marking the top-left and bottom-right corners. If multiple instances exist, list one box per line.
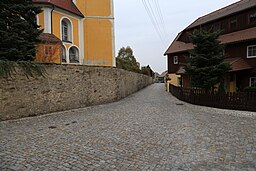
left=114, top=0, right=240, bottom=74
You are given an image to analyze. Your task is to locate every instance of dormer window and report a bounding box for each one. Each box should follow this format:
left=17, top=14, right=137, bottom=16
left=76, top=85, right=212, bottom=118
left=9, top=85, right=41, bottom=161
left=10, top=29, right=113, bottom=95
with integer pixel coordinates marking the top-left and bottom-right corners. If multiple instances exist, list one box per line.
left=230, top=18, right=237, bottom=30
left=61, top=18, right=72, bottom=43
left=249, top=12, right=256, bottom=24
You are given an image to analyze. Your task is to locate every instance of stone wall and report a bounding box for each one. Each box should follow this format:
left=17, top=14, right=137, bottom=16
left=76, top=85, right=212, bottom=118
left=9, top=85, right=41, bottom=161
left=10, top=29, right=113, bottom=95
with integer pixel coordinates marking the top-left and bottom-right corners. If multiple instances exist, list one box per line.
left=0, top=65, right=153, bottom=121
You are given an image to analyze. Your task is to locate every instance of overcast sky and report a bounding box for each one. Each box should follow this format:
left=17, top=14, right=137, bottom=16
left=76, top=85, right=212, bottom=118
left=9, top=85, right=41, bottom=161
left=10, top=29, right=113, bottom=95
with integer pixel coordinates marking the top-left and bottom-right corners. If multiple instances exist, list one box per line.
left=114, top=0, right=240, bottom=74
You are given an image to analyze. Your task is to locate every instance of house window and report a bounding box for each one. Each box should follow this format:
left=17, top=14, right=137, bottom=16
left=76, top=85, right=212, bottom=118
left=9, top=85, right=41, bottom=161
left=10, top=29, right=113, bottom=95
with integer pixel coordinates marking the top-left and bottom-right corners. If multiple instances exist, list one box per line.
left=221, top=49, right=225, bottom=56
left=178, top=77, right=183, bottom=87
left=250, top=77, right=256, bottom=87
left=249, top=12, right=256, bottom=24
left=173, top=56, right=178, bottom=64
left=69, top=46, right=79, bottom=63
left=61, top=18, right=72, bottom=42
left=61, top=45, right=66, bottom=62
left=44, top=45, right=53, bottom=57
left=230, top=18, right=237, bottom=29
left=247, top=45, right=256, bottom=58
left=189, top=53, right=192, bottom=58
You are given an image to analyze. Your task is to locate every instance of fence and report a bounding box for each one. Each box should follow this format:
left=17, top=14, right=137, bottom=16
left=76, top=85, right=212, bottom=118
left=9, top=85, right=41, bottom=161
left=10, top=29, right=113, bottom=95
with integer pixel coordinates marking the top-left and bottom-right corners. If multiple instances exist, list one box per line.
left=170, top=84, right=256, bottom=112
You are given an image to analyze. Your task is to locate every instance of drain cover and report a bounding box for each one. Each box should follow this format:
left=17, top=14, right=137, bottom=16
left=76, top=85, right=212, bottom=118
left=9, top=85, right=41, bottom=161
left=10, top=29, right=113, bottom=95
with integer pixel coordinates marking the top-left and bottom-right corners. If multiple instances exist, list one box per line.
left=48, top=126, right=57, bottom=129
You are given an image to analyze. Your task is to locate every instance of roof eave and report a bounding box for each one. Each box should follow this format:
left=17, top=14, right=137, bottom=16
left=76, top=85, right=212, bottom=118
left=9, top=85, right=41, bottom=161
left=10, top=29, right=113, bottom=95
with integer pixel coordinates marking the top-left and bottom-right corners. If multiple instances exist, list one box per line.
left=184, top=5, right=256, bottom=31
left=33, top=2, right=84, bottom=18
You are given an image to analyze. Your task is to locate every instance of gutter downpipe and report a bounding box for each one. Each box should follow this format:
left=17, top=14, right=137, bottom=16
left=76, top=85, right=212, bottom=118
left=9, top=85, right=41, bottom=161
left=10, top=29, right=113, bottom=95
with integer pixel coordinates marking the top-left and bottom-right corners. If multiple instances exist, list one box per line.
left=51, top=5, right=55, bottom=34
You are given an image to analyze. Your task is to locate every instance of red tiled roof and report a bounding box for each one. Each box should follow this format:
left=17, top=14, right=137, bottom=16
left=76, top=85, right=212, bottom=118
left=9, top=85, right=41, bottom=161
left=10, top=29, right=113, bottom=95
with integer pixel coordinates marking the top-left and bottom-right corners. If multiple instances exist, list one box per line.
left=33, top=0, right=84, bottom=17
left=224, top=57, right=253, bottom=72
left=39, top=33, right=61, bottom=43
left=165, top=27, right=256, bottom=55
left=186, top=0, right=256, bottom=30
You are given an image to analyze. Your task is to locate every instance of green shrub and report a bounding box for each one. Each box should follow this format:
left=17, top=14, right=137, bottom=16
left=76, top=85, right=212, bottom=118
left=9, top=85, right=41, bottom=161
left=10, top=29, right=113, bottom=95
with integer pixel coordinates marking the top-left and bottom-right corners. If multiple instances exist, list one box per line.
left=0, top=60, right=46, bottom=78
left=243, top=86, right=256, bottom=92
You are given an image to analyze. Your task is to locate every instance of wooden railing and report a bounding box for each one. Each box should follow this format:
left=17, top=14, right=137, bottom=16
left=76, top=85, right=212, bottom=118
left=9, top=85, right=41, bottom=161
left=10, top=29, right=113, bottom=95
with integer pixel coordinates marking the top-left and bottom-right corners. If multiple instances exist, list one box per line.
left=170, top=84, right=256, bottom=112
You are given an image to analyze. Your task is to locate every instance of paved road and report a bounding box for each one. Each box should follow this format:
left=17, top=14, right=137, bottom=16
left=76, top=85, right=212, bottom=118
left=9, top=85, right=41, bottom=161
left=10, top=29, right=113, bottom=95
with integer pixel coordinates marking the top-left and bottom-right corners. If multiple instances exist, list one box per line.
left=0, top=84, right=256, bottom=171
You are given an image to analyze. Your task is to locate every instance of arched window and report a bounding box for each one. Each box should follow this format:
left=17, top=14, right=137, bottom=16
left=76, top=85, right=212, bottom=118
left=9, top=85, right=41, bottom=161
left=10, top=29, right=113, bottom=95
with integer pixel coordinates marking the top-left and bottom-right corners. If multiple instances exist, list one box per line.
left=61, top=18, right=72, bottom=42
left=69, top=46, right=79, bottom=63
left=61, top=45, right=66, bottom=62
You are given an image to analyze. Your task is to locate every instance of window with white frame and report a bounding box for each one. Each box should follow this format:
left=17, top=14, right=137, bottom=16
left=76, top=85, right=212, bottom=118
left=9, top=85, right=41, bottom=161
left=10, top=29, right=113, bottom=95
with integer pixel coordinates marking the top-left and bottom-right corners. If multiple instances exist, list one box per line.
left=250, top=77, right=256, bottom=87
left=61, top=45, right=66, bottom=62
left=44, top=45, right=53, bottom=57
left=61, top=19, right=72, bottom=42
left=173, top=56, right=178, bottom=64
left=247, top=45, right=256, bottom=58
left=69, top=46, right=79, bottom=63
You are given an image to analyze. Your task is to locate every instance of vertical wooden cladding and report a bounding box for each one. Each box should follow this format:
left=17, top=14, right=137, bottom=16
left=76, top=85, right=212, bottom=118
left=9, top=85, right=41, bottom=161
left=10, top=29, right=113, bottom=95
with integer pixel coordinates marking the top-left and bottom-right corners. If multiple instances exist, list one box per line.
left=219, top=8, right=256, bottom=34
left=167, top=55, right=172, bottom=73
left=225, top=43, right=247, bottom=59
left=226, top=41, right=256, bottom=64
left=167, top=52, right=188, bottom=74
left=179, top=7, right=256, bottom=43
left=236, top=70, right=256, bottom=90
left=76, top=0, right=111, bottom=17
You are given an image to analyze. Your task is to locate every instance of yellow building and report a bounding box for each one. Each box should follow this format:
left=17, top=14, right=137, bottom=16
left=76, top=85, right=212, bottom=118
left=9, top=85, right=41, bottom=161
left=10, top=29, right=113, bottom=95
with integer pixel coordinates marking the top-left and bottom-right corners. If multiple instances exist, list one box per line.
left=33, top=0, right=115, bottom=66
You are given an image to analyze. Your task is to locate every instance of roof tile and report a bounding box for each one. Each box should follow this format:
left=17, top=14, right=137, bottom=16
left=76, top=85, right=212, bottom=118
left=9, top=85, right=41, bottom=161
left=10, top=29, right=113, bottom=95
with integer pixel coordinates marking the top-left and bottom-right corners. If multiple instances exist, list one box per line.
left=224, top=57, right=253, bottom=72
left=33, top=0, right=84, bottom=17
left=165, top=27, right=256, bottom=55
left=39, top=33, right=61, bottom=43
left=186, top=0, right=256, bottom=30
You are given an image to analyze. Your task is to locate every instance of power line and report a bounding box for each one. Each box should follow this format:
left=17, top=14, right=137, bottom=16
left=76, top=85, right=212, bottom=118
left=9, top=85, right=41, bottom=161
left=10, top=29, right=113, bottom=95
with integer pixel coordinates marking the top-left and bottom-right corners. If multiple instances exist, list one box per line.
left=146, top=0, right=166, bottom=42
left=142, top=0, right=166, bottom=47
left=141, top=0, right=168, bottom=47
left=153, top=0, right=169, bottom=40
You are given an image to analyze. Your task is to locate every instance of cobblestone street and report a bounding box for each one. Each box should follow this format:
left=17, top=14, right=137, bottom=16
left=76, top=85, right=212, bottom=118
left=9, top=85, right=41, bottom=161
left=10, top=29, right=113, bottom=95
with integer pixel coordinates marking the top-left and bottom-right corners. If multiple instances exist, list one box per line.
left=1, top=84, right=256, bottom=171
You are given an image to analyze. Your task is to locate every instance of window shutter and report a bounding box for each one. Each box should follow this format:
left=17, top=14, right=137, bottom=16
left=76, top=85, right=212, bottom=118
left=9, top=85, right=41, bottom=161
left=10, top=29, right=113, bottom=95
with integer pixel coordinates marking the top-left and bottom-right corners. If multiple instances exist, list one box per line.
left=62, top=21, right=68, bottom=41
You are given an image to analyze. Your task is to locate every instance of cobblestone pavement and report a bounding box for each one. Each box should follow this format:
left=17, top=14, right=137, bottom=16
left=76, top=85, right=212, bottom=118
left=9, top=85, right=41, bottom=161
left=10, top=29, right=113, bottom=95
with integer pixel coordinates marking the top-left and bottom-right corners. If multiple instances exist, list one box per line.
left=1, top=84, right=256, bottom=171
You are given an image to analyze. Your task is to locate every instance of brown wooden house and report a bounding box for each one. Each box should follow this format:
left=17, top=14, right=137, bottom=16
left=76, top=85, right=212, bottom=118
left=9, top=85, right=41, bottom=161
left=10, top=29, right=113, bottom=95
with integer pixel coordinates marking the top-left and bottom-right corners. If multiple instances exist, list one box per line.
left=164, top=0, right=256, bottom=92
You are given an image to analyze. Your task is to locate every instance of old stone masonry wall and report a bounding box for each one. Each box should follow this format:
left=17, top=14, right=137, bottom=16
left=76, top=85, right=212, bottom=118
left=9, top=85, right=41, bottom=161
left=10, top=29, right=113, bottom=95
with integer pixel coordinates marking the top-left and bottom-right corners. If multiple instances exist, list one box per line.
left=0, top=65, right=153, bottom=121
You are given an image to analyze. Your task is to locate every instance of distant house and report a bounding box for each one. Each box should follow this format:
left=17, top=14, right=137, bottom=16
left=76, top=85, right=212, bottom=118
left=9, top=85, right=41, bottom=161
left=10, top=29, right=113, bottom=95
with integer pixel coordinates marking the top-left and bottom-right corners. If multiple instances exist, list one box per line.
left=164, top=0, right=256, bottom=92
left=33, top=0, right=115, bottom=66
left=158, top=71, right=168, bottom=83
left=154, top=72, right=160, bottom=83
